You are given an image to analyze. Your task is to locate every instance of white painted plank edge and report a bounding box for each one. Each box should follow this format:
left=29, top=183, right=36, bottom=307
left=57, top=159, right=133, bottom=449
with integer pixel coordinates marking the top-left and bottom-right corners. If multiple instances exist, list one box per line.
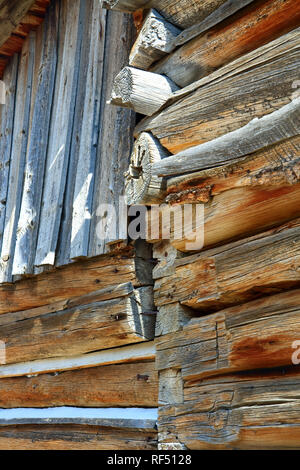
left=0, top=341, right=155, bottom=379
left=0, top=407, right=158, bottom=429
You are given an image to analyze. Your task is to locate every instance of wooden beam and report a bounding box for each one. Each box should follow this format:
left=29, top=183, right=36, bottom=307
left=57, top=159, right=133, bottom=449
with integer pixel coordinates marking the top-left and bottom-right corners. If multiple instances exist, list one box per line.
left=125, top=101, right=300, bottom=205
left=110, top=66, right=178, bottom=116
left=174, top=0, right=255, bottom=47
left=166, top=134, right=300, bottom=203
left=159, top=367, right=300, bottom=449
left=0, top=362, right=158, bottom=407
left=103, top=1, right=230, bottom=29
left=1, top=287, right=155, bottom=364
left=156, top=289, right=300, bottom=379
left=0, top=341, right=156, bottom=378
left=0, top=248, right=147, bottom=316
left=153, top=0, right=300, bottom=87
left=129, top=9, right=181, bottom=70
left=136, top=27, right=300, bottom=154
left=153, top=218, right=300, bottom=310
left=0, top=422, right=157, bottom=450
left=150, top=99, right=300, bottom=177
left=145, top=134, right=300, bottom=251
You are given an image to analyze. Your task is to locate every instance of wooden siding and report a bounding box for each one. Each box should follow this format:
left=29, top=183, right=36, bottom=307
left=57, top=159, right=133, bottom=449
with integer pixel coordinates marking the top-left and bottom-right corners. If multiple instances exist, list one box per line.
left=0, top=0, right=135, bottom=283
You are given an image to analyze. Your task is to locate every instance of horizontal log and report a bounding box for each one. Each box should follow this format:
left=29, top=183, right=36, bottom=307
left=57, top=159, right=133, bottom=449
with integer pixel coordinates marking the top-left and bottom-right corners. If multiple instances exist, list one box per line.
left=126, top=102, right=300, bottom=205
left=156, top=289, right=300, bottom=378
left=125, top=132, right=169, bottom=205
left=174, top=0, right=255, bottom=47
left=101, top=0, right=149, bottom=12
left=151, top=99, right=300, bottom=178
left=153, top=218, right=300, bottom=310
left=136, top=28, right=300, bottom=153
left=129, top=9, right=181, bottom=70
left=0, top=362, right=158, bottom=408
left=0, top=423, right=157, bottom=450
left=110, top=67, right=178, bottom=116
left=146, top=136, right=300, bottom=251
left=1, top=287, right=155, bottom=364
left=153, top=0, right=300, bottom=87
left=0, top=246, right=151, bottom=315
left=166, top=133, right=300, bottom=201
left=159, top=367, right=300, bottom=449
left=103, top=1, right=229, bottom=29
left=0, top=282, right=134, bottom=327
left=0, top=341, right=156, bottom=378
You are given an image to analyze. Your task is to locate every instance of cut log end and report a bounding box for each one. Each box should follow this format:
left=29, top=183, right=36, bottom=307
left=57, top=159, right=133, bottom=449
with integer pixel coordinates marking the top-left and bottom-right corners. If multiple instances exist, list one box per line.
left=111, top=66, right=179, bottom=116
left=125, top=132, right=169, bottom=205
left=129, top=9, right=181, bottom=70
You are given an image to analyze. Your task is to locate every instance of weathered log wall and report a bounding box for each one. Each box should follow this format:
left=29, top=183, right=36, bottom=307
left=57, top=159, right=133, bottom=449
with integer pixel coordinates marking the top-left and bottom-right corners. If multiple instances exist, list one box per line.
left=102, top=0, right=300, bottom=450
left=0, top=245, right=158, bottom=449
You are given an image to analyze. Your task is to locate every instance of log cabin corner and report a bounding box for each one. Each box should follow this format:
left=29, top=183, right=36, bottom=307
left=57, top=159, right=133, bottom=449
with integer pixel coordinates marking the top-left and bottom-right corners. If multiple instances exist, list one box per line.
left=0, top=0, right=299, bottom=450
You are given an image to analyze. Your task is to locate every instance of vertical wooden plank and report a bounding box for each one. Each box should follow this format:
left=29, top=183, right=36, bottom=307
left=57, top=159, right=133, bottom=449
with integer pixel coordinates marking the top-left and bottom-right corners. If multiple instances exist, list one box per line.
left=12, top=2, right=59, bottom=276
left=34, top=0, right=82, bottom=267
left=88, top=10, right=136, bottom=257
left=0, top=33, right=35, bottom=283
left=57, top=0, right=107, bottom=263
left=55, top=0, right=92, bottom=267
left=70, top=0, right=107, bottom=260
left=0, top=54, right=18, bottom=256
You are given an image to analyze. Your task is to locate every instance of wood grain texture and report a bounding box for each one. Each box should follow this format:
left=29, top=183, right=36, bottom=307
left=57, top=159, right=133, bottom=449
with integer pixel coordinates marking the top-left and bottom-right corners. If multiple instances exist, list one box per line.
left=159, top=367, right=300, bottom=449
left=0, top=287, right=155, bottom=364
left=103, top=0, right=228, bottom=29
left=167, top=134, right=300, bottom=202
left=157, top=136, right=300, bottom=252
left=174, top=0, right=255, bottom=47
left=111, top=67, right=178, bottom=116
left=153, top=0, right=300, bottom=87
left=0, top=248, right=140, bottom=315
left=125, top=132, right=169, bottom=205
left=12, top=1, right=58, bottom=276
left=0, top=33, right=35, bottom=283
left=69, top=1, right=107, bottom=261
left=0, top=342, right=156, bottom=379
left=156, top=289, right=300, bottom=379
left=34, top=0, right=81, bottom=267
left=136, top=28, right=300, bottom=153
left=88, top=10, right=136, bottom=257
left=0, top=423, right=157, bottom=450
left=0, top=55, right=18, bottom=257
left=153, top=99, right=300, bottom=177
left=0, top=362, right=158, bottom=408
left=147, top=139, right=300, bottom=252
left=153, top=218, right=300, bottom=310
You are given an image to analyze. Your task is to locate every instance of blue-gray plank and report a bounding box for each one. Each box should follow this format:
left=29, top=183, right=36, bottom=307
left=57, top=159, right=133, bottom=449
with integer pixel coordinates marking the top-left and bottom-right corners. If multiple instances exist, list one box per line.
left=0, top=0, right=135, bottom=281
